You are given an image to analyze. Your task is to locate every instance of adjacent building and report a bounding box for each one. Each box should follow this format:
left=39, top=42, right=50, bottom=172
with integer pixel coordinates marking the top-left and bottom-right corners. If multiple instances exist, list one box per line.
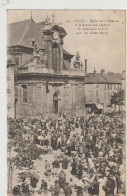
left=7, top=56, right=15, bottom=118
left=85, top=69, right=122, bottom=113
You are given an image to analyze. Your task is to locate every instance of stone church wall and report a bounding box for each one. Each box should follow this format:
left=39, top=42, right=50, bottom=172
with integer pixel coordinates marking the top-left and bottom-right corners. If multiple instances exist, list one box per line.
left=15, top=81, right=85, bottom=118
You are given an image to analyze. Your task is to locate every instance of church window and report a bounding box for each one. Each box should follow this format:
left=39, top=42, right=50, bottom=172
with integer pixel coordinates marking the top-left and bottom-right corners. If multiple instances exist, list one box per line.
left=105, top=93, right=106, bottom=100
left=21, top=85, right=27, bottom=103
left=52, top=44, right=58, bottom=71
left=96, top=90, right=98, bottom=97
left=97, top=98, right=100, bottom=103
left=15, top=56, right=19, bottom=66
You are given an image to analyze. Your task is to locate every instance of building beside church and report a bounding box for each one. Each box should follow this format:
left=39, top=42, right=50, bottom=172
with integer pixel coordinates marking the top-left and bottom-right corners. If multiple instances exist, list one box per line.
left=85, top=69, right=122, bottom=113
left=7, top=15, right=86, bottom=118
left=7, top=57, right=15, bottom=118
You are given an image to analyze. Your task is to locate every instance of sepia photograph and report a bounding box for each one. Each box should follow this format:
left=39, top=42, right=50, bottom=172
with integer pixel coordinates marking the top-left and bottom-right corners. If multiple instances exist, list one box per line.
left=7, top=10, right=126, bottom=196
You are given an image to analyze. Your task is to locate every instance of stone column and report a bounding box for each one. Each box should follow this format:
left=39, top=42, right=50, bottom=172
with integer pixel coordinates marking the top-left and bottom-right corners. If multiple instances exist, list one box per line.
left=72, top=84, right=76, bottom=111
left=42, top=82, right=47, bottom=114
left=57, top=47, right=60, bottom=73
left=47, top=41, right=52, bottom=69
left=59, top=42, right=63, bottom=71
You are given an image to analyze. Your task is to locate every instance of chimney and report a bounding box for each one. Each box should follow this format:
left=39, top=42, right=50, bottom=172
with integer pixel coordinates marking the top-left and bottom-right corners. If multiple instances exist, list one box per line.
left=85, top=59, right=87, bottom=74
left=94, top=67, right=96, bottom=74
left=101, top=69, right=105, bottom=74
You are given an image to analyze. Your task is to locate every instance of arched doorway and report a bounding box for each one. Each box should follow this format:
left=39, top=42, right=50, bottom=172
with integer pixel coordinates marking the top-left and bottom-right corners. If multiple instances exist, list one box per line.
left=53, top=91, right=60, bottom=114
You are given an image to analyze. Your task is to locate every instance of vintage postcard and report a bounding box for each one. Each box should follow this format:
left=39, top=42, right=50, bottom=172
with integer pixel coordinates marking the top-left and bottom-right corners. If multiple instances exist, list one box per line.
left=7, top=10, right=126, bottom=196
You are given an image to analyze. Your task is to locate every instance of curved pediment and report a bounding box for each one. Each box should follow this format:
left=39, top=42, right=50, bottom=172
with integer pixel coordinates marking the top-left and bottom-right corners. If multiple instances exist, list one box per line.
left=51, top=25, right=67, bottom=38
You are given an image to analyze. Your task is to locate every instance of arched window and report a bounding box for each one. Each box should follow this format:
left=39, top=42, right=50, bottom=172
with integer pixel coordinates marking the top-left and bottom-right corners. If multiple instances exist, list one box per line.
left=52, top=43, right=60, bottom=71
left=53, top=92, right=59, bottom=113
left=21, top=85, right=27, bottom=103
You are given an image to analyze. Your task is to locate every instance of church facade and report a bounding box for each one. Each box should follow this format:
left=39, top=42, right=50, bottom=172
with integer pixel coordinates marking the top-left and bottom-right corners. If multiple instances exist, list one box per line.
left=7, top=16, right=86, bottom=118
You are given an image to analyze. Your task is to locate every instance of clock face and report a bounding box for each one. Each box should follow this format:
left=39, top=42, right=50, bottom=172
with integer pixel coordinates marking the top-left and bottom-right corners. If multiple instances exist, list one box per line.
left=53, top=32, right=58, bottom=40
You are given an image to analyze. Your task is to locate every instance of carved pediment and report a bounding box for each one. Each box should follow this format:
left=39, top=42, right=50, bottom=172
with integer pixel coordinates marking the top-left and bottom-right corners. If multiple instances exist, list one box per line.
left=51, top=25, right=67, bottom=38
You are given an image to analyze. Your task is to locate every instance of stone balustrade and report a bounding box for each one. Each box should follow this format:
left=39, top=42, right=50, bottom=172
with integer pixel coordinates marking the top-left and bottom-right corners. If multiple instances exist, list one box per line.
left=17, top=64, right=85, bottom=76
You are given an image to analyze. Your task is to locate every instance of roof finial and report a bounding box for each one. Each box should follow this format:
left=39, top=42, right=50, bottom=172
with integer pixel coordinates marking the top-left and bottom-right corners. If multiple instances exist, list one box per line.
left=45, top=15, right=50, bottom=24
left=52, top=13, right=55, bottom=25
left=31, top=10, right=33, bottom=19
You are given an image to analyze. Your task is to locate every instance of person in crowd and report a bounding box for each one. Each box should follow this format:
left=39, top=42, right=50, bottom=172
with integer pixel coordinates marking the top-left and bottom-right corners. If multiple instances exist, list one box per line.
left=45, top=160, right=51, bottom=177
left=76, top=185, right=83, bottom=196
left=54, top=180, right=60, bottom=196
left=12, top=185, right=21, bottom=195
left=10, top=112, right=125, bottom=196
left=62, top=157, right=68, bottom=170
left=58, top=170, right=66, bottom=189
left=41, top=179, right=47, bottom=190
left=71, top=158, right=77, bottom=176
left=64, top=182, right=72, bottom=196
left=52, top=158, right=60, bottom=177
left=103, top=174, right=116, bottom=196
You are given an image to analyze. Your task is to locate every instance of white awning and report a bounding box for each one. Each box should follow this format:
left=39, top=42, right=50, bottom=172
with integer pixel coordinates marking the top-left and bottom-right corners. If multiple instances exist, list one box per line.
left=96, top=104, right=103, bottom=109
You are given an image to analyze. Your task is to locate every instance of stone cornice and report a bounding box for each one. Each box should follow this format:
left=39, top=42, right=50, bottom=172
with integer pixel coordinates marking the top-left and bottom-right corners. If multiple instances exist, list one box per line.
left=15, top=72, right=85, bottom=80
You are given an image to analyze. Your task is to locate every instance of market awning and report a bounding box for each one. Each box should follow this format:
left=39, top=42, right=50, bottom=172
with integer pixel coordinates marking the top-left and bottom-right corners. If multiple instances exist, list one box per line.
left=96, top=104, right=103, bottom=109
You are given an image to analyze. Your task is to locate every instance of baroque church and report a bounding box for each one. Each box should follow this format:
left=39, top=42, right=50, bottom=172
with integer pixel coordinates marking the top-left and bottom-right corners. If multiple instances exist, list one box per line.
left=7, top=15, right=86, bottom=118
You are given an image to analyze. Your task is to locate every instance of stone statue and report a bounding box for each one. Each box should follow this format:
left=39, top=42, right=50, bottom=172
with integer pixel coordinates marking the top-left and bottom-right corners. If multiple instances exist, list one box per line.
left=73, top=51, right=83, bottom=69
left=76, top=51, right=80, bottom=62
left=41, top=54, right=47, bottom=64
left=33, top=42, right=40, bottom=55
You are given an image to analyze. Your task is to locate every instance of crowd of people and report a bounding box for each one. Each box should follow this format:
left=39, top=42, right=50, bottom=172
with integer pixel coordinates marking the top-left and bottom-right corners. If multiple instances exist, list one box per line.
left=10, top=112, right=125, bottom=196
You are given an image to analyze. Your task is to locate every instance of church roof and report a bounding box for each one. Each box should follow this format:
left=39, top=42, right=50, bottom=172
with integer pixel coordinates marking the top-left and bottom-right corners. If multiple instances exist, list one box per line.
left=7, top=18, right=73, bottom=57
left=85, top=73, right=121, bottom=84
left=63, top=49, right=74, bottom=57
left=63, top=49, right=74, bottom=58
left=7, top=18, right=44, bottom=48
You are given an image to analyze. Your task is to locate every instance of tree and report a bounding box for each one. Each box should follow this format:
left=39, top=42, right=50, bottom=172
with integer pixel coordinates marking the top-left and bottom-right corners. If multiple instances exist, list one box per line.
left=7, top=117, right=43, bottom=195
left=110, top=89, right=125, bottom=112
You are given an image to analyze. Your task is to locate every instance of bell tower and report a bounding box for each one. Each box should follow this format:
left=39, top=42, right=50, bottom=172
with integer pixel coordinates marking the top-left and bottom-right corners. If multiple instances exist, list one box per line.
left=42, top=22, right=67, bottom=73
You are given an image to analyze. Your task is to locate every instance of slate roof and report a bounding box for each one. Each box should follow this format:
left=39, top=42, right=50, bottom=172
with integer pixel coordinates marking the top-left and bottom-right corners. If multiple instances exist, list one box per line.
left=85, top=73, right=121, bottom=84
left=7, top=18, right=44, bottom=48
left=7, top=18, right=73, bottom=57
left=63, top=49, right=74, bottom=57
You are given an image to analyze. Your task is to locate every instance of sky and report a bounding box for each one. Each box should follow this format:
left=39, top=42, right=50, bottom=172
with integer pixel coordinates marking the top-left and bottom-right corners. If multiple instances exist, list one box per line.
left=7, top=10, right=126, bottom=73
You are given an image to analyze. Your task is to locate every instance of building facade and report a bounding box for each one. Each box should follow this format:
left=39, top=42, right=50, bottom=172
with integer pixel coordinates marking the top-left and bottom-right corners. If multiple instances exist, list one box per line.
left=7, top=58, right=15, bottom=118
left=7, top=16, right=86, bottom=118
left=7, top=15, right=125, bottom=118
left=85, top=70, right=122, bottom=113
